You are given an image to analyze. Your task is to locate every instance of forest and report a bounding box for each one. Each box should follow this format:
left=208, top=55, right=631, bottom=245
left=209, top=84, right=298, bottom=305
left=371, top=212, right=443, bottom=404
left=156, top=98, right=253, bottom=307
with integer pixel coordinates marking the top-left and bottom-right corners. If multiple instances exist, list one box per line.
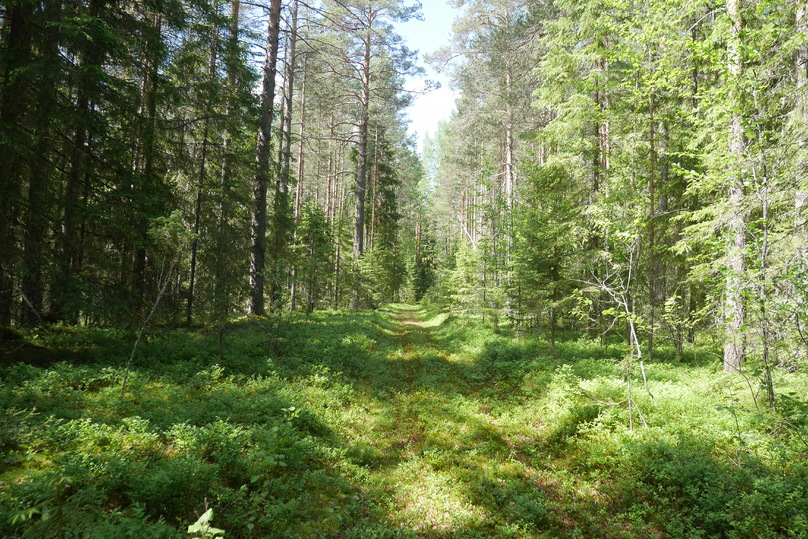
left=1, top=0, right=807, bottom=537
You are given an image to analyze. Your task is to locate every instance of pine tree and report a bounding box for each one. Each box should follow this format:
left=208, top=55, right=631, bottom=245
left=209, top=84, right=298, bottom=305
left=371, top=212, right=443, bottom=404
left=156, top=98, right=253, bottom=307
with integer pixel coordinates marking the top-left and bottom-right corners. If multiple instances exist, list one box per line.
left=250, top=0, right=283, bottom=316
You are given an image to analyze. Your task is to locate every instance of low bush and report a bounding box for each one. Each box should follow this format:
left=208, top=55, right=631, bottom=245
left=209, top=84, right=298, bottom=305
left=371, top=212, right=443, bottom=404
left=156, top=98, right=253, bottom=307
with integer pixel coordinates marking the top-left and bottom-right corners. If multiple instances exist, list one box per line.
left=619, top=438, right=808, bottom=537
left=1, top=305, right=806, bottom=537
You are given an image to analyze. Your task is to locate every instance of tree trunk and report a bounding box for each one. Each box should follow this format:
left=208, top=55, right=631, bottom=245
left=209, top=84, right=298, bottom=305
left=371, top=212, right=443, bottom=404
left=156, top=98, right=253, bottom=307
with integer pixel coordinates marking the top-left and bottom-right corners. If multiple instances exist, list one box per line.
left=350, top=18, right=372, bottom=309
left=22, top=1, right=60, bottom=325
left=215, top=0, right=240, bottom=321
left=796, top=5, right=807, bottom=240
left=550, top=247, right=560, bottom=360
left=250, top=0, right=282, bottom=316
left=187, top=13, right=218, bottom=325
left=131, top=12, right=162, bottom=318
left=504, top=60, right=515, bottom=217
left=54, top=91, right=88, bottom=322
left=294, top=54, right=307, bottom=225
left=648, top=93, right=656, bottom=361
left=290, top=52, right=308, bottom=312
left=54, top=0, right=108, bottom=322
left=369, top=124, right=379, bottom=251
left=0, top=3, right=33, bottom=324
left=589, top=51, right=610, bottom=340
left=723, top=0, right=746, bottom=372
left=279, top=0, right=298, bottom=180
left=758, top=183, right=776, bottom=411
left=353, top=20, right=372, bottom=262
left=268, top=0, right=298, bottom=311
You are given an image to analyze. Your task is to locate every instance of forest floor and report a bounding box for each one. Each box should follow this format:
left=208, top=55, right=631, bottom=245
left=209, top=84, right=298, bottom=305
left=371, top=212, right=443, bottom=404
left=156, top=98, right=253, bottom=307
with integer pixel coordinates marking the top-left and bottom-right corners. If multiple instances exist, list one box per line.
left=1, top=304, right=807, bottom=537
left=351, top=304, right=549, bottom=534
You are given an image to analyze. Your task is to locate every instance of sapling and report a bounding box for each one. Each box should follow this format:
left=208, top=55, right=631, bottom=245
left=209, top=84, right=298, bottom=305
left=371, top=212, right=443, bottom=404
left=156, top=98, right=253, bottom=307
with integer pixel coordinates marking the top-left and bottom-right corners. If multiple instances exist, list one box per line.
left=583, top=235, right=654, bottom=430
left=121, top=211, right=194, bottom=397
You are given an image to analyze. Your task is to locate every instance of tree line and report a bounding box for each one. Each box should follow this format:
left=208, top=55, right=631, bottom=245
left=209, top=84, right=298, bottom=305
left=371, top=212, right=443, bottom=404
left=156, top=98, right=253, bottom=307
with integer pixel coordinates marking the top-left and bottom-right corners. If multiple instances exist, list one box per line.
left=3, top=0, right=807, bottom=400
left=0, top=0, right=424, bottom=328
left=422, top=0, right=807, bottom=396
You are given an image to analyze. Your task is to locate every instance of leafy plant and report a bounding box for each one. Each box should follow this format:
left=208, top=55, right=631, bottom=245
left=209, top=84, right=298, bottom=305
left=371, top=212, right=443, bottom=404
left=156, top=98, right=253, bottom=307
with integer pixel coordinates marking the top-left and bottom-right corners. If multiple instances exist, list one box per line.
left=187, top=508, right=225, bottom=538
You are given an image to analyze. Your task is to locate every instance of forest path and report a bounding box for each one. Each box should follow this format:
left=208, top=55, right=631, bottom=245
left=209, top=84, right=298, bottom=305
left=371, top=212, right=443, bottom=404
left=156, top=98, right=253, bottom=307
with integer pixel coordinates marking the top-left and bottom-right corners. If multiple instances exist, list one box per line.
left=356, top=304, right=545, bottom=534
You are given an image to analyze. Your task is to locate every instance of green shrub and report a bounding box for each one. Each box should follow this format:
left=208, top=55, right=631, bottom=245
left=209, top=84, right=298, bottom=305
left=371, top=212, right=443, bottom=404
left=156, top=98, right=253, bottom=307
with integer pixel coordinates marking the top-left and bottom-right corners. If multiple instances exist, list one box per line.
left=622, top=438, right=808, bottom=537
left=129, top=456, right=216, bottom=521
left=544, top=405, right=603, bottom=449
left=466, top=471, right=548, bottom=531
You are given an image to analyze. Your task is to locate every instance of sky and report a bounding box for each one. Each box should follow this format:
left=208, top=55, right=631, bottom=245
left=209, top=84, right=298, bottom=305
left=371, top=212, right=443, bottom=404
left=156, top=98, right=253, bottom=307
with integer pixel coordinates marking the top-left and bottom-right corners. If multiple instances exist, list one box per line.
left=395, top=1, right=464, bottom=153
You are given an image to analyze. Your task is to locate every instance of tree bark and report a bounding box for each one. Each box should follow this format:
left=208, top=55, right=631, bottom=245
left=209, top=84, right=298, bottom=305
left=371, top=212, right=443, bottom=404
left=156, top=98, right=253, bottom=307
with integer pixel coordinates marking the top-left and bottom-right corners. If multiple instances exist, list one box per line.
left=269, top=0, right=298, bottom=310
left=53, top=0, right=108, bottom=322
left=589, top=50, right=610, bottom=340
left=250, top=0, right=282, bottom=315
left=279, top=0, right=298, bottom=180
left=504, top=64, right=515, bottom=215
left=723, top=0, right=746, bottom=372
left=131, top=12, right=162, bottom=318
left=648, top=93, right=656, bottom=361
left=353, top=23, right=372, bottom=262
left=796, top=5, right=807, bottom=236
left=350, top=10, right=374, bottom=309
left=294, top=54, right=307, bottom=226
left=0, top=2, right=33, bottom=324
left=369, top=124, right=379, bottom=251
left=290, top=25, right=308, bottom=312
left=215, top=0, right=240, bottom=320
left=22, top=1, right=60, bottom=325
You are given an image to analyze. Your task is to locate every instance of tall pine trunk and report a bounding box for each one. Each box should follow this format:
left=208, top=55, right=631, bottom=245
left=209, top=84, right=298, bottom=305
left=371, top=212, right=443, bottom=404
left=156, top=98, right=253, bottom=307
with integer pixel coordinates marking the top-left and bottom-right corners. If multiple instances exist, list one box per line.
left=648, top=93, right=656, bottom=360
left=131, top=12, right=162, bottom=318
left=250, top=0, right=282, bottom=315
left=54, top=0, right=108, bottom=322
left=796, top=5, right=807, bottom=237
left=22, top=1, right=60, bottom=325
left=350, top=18, right=372, bottom=309
left=269, top=0, right=298, bottom=310
left=290, top=53, right=308, bottom=312
left=589, top=50, right=610, bottom=340
left=353, top=29, right=371, bottom=262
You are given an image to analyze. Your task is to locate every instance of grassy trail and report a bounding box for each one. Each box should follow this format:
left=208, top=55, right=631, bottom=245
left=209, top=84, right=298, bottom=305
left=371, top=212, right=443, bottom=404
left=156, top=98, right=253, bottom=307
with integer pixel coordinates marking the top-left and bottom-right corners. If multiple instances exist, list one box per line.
left=349, top=304, right=549, bottom=536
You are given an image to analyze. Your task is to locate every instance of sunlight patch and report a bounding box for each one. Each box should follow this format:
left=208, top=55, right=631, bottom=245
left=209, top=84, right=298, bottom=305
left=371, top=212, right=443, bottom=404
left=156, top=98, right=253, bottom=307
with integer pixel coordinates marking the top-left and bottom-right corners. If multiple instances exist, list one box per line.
left=420, top=312, right=450, bottom=328
left=391, top=456, right=486, bottom=532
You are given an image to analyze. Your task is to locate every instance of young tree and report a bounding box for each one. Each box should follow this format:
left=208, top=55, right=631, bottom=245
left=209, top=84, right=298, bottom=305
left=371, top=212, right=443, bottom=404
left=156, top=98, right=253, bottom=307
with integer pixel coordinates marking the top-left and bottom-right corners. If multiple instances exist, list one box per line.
left=294, top=202, right=334, bottom=312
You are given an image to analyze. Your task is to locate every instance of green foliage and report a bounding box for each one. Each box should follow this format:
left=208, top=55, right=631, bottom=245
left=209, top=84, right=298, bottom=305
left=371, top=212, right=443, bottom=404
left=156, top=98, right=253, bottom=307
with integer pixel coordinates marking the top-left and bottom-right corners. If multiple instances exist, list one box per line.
left=354, top=247, right=407, bottom=308
left=621, top=438, right=808, bottom=537
left=187, top=508, right=224, bottom=538
left=293, top=202, right=334, bottom=312
left=446, top=242, right=508, bottom=324
left=411, top=228, right=437, bottom=302
left=511, top=161, right=584, bottom=333
left=1, top=306, right=806, bottom=537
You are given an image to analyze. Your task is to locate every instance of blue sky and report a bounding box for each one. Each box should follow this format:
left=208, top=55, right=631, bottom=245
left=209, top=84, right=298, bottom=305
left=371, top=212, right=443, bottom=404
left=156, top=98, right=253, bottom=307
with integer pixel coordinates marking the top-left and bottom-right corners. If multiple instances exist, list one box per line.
left=395, top=1, right=463, bottom=153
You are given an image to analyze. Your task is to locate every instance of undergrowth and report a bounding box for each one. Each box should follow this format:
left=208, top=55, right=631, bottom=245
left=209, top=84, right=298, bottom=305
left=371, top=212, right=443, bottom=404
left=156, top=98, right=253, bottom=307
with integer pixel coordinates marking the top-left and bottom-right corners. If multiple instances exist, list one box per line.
left=1, top=305, right=806, bottom=537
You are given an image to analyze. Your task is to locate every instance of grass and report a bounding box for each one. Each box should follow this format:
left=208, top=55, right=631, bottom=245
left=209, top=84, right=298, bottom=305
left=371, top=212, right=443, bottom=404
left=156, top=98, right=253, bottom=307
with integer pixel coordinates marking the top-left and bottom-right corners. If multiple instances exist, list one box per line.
left=1, top=304, right=807, bottom=537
